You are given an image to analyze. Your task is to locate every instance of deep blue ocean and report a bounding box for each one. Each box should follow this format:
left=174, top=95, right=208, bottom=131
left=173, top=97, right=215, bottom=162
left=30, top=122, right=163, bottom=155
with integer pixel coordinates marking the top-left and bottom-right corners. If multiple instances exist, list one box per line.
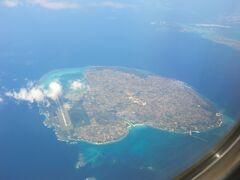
left=0, top=6, right=240, bottom=180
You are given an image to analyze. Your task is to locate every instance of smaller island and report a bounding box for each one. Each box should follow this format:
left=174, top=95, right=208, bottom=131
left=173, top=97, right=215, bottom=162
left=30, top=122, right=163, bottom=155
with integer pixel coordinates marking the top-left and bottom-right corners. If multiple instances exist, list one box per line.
left=39, top=66, right=222, bottom=144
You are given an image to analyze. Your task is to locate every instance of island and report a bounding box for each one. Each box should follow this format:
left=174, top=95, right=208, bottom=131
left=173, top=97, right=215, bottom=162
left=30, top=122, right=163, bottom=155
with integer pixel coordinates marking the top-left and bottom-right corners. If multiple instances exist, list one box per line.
left=38, top=66, right=222, bottom=144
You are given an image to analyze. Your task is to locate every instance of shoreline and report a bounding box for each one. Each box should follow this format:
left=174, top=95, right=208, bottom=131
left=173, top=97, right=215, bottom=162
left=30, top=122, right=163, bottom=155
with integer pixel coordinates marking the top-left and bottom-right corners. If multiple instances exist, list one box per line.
left=69, top=124, right=147, bottom=146
left=37, top=66, right=226, bottom=145
left=60, top=119, right=226, bottom=145
left=40, top=108, right=225, bottom=146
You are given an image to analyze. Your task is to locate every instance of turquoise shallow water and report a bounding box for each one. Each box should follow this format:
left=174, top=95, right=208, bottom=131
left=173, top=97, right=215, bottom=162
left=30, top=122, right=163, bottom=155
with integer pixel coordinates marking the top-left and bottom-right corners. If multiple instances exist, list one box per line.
left=39, top=68, right=86, bottom=88
left=1, top=5, right=240, bottom=179
left=34, top=66, right=236, bottom=179
left=74, top=115, right=234, bottom=180
left=0, top=101, right=235, bottom=180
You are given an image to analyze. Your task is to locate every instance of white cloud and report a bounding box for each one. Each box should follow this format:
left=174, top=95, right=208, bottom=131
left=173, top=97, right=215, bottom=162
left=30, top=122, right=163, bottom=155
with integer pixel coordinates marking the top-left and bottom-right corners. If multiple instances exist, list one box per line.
left=46, top=81, right=62, bottom=100
left=1, top=0, right=21, bottom=7
left=5, top=80, right=63, bottom=103
left=92, top=1, right=134, bottom=9
left=98, top=1, right=133, bottom=9
left=0, top=97, right=3, bottom=103
left=195, top=24, right=231, bottom=29
left=1, top=0, right=135, bottom=10
left=5, top=87, right=45, bottom=103
left=1, top=0, right=80, bottom=10
left=70, top=80, right=84, bottom=90
left=28, top=0, right=80, bottom=10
